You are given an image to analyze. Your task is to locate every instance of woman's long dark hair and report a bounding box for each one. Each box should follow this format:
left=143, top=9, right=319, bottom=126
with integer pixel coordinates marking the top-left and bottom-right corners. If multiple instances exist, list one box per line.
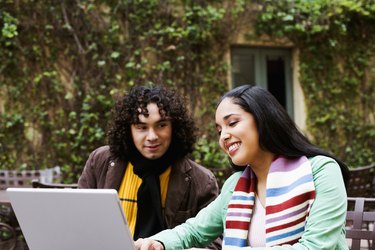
left=218, top=85, right=350, bottom=187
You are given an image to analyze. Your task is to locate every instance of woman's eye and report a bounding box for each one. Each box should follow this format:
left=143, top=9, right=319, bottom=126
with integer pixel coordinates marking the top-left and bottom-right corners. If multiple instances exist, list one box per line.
left=229, top=121, right=238, bottom=127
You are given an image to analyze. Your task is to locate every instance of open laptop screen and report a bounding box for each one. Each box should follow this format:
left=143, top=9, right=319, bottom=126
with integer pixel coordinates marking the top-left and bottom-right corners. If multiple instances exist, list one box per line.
left=7, top=188, right=135, bottom=250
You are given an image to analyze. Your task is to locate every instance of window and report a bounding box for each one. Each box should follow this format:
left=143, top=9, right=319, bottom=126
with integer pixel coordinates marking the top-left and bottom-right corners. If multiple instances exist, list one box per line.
left=231, top=47, right=293, bottom=118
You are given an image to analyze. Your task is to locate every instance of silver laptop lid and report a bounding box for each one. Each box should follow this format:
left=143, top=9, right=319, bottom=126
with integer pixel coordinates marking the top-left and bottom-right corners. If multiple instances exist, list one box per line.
left=7, top=188, right=135, bottom=250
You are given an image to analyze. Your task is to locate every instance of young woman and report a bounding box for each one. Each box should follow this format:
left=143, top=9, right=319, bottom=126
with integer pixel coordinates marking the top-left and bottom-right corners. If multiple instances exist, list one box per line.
left=135, top=85, right=350, bottom=250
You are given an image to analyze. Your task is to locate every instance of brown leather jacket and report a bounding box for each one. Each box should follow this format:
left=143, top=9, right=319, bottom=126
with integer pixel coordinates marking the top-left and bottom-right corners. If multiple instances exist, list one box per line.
left=78, top=146, right=222, bottom=249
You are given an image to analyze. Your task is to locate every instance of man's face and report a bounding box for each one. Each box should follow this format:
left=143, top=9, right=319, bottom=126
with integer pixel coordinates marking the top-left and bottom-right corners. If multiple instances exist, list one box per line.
left=131, top=103, right=172, bottom=159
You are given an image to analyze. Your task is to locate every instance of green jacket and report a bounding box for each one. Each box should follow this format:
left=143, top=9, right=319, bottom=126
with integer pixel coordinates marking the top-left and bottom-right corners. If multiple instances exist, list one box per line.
left=151, top=155, right=348, bottom=250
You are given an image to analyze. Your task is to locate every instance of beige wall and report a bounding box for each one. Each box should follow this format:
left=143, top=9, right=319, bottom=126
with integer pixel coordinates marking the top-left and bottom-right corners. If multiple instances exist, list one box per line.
left=291, top=49, right=307, bottom=132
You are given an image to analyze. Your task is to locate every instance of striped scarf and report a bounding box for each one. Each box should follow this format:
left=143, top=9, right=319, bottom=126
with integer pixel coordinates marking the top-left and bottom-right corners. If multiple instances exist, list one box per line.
left=223, top=156, right=316, bottom=248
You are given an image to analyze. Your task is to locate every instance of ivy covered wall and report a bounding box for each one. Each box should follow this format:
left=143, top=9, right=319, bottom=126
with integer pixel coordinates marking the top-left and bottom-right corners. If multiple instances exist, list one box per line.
left=256, top=0, right=375, bottom=166
left=0, top=0, right=248, bottom=182
left=0, top=0, right=374, bottom=182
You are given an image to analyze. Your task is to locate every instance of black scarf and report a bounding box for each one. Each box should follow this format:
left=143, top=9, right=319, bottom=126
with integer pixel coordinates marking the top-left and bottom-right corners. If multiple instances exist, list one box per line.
left=128, top=143, right=177, bottom=240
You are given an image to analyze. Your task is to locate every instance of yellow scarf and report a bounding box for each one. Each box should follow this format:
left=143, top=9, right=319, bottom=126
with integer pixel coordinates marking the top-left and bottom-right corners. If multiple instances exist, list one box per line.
left=118, top=162, right=171, bottom=236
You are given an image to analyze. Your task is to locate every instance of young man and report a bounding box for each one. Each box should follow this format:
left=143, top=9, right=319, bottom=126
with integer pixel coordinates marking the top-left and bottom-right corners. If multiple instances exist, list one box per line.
left=78, top=85, right=221, bottom=248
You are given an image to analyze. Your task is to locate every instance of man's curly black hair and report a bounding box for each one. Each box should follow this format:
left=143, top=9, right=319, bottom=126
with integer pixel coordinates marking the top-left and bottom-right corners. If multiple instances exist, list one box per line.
left=107, top=85, right=197, bottom=161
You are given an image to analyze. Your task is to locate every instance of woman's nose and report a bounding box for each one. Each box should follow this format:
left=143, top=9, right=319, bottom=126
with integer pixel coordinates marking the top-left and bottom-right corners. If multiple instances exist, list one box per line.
left=220, top=130, right=230, bottom=142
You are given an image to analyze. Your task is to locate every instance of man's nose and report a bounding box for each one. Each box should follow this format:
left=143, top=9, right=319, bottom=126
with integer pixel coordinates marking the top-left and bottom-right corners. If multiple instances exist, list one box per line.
left=146, top=128, right=158, bottom=141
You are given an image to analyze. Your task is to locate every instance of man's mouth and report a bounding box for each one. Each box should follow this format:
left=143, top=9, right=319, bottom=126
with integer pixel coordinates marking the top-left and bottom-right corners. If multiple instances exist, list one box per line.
left=145, top=144, right=160, bottom=151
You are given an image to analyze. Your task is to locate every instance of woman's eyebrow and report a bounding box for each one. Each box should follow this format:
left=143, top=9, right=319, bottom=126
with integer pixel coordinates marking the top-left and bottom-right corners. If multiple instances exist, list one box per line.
left=222, top=114, right=231, bottom=121
left=222, top=113, right=239, bottom=121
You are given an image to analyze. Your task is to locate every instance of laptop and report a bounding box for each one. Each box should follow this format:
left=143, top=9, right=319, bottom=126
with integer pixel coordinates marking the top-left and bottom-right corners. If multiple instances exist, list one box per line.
left=7, top=188, right=135, bottom=250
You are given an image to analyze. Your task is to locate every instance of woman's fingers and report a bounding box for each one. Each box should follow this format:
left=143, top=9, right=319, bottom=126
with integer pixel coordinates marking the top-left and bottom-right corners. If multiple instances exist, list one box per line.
left=134, top=238, right=164, bottom=250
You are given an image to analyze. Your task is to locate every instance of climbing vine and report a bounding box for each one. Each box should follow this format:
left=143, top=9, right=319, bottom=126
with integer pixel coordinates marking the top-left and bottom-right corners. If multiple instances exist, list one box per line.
left=256, top=0, right=375, bottom=166
left=0, top=0, right=247, bottom=181
left=0, top=0, right=374, bottom=183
